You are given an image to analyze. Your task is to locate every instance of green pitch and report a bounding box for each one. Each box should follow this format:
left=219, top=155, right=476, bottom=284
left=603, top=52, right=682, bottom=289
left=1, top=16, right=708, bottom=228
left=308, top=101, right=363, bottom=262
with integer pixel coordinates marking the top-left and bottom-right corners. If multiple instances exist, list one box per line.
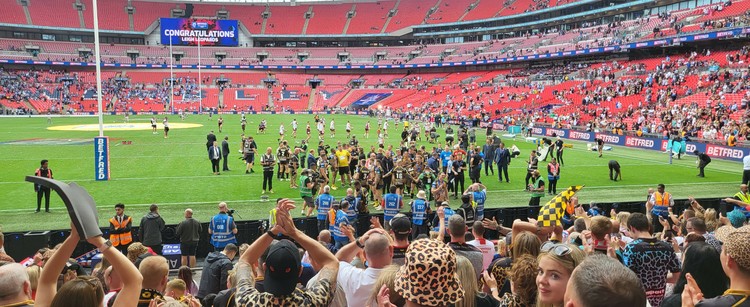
left=0, top=114, right=741, bottom=232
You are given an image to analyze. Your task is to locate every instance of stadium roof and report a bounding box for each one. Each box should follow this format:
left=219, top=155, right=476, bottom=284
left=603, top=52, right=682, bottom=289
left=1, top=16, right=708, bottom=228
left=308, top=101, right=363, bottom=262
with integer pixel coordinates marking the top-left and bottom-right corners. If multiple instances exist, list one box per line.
left=138, top=0, right=369, bottom=3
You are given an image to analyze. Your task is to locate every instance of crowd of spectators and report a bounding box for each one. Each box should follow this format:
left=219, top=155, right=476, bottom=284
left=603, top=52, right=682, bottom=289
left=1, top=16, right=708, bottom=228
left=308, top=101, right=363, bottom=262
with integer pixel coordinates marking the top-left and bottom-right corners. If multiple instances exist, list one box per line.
left=3, top=181, right=750, bottom=307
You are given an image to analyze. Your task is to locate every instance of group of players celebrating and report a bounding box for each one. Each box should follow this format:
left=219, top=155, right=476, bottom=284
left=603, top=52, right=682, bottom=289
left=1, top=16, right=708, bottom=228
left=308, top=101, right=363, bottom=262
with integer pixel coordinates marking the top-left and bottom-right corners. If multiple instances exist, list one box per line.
left=236, top=115, right=493, bottom=217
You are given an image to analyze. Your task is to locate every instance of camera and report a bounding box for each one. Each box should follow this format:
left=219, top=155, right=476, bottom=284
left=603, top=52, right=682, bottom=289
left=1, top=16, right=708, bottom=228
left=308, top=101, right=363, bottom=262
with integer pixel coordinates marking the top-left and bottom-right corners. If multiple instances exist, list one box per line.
left=227, top=209, right=236, bottom=217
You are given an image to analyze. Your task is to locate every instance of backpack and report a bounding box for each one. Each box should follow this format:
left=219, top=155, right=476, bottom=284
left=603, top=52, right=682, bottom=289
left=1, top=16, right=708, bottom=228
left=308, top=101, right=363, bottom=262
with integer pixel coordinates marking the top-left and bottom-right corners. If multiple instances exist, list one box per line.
left=457, top=204, right=475, bottom=225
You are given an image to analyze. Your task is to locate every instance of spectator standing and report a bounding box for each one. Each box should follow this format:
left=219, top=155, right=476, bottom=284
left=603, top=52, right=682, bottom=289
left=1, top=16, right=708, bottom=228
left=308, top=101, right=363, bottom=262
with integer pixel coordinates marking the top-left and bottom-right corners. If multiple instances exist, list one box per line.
left=621, top=213, right=681, bottom=307
left=536, top=242, right=586, bottom=307
left=197, top=243, right=238, bottom=300
left=390, top=239, right=464, bottom=307
left=467, top=221, right=495, bottom=272
left=176, top=208, right=202, bottom=268
left=209, top=202, right=238, bottom=251
left=139, top=204, right=165, bottom=255
left=447, top=214, right=484, bottom=277
left=388, top=214, right=412, bottom=265
left=336, top=228, right=393, bottom=307
left=109, top=203, right=133, bottom=254
left=234, top=199, right=340, bottom=306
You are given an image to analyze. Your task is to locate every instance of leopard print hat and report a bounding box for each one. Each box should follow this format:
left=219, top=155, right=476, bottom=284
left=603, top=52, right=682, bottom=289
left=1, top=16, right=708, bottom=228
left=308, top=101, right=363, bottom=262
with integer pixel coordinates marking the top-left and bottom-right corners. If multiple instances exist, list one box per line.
left=394, top=239, right=464, bottom=306
left=716, top=225, right=750, bottom=271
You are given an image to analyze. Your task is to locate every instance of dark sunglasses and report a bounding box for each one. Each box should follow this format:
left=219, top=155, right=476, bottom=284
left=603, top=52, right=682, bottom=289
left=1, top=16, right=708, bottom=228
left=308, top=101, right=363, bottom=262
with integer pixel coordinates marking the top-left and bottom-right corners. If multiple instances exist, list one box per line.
left=541, top=241, right=572, bottom=257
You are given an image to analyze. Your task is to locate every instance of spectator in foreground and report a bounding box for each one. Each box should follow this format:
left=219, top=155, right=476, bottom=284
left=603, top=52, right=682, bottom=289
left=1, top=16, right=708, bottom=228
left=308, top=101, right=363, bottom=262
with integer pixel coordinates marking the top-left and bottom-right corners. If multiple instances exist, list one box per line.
left=447, top=214, right=484, bottom=277
left=136, top=256, right=169, bottom=307
left=381, top=238, right=464, bottom=307
left=662, top=241, right=727, bottom=307
left=235, top=199, right=339, bottom=306
left=213, top=269, right=238, bottom=307
left=683, top=225, right=750, bottom=306
left=388, top=214, right=412, bottom=266
left=0, top=263, right=33, bottom=307
left=34, top=226, right=142, bottom=307
left=197, top=243, right=238, bottom=300
left=336, top=227, right=392, bottom=307
left=622, top=212, right=681, bottom=307
left=177, top=265, right=199, bottom=296
left=467, top=221, right=495, bottom=271
left=536, top=242, right=585, bottom=307
left=490, top=254, right=538, bottom=306
left=0, top=229, right=14, bottom=262
left=455, top=255, right=497, bottom=307
left=564, top=254, right=646, bottom=307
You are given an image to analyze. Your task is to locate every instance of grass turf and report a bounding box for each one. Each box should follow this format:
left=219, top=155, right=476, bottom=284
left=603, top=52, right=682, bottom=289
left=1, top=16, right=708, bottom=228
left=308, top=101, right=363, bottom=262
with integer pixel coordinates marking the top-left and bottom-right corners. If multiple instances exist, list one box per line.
left=0, top=114, right=741, bottom=232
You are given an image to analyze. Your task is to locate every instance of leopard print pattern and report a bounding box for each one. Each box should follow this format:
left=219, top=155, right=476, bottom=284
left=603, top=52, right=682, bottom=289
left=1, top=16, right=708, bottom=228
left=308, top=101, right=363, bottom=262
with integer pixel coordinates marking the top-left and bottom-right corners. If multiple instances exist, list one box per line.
left=394, top=239, right=464, bottom=306
left=234, top=272, right=333, bottom=307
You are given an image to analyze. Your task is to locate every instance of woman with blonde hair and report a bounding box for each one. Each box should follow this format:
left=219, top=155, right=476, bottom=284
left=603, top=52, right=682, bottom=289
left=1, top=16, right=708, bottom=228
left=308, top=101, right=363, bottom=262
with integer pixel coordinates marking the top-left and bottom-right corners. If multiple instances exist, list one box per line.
left=26, top=265, right=41, bottom=300
left=536, top=242, right=586, bottom=307
left=368, top=265, right=404, bottom=307
left=486, top=231, right=542, bottom=294
left=704, top=208, right=719, bottom=232
left=456, top=256, right=497, bottom=307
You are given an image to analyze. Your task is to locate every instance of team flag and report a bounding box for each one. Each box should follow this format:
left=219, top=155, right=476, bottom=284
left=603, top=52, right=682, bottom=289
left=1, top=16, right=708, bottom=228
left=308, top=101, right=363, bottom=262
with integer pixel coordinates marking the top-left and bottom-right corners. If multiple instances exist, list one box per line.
left=537, top=185, right=584, bottom=227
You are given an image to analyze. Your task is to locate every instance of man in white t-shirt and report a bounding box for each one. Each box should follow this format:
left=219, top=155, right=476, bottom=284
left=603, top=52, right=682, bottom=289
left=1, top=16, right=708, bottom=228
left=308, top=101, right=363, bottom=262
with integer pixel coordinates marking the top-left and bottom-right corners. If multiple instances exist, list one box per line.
left=467, top=221, right=495, bottom=271
left=335, top=228, right=392, bottom=307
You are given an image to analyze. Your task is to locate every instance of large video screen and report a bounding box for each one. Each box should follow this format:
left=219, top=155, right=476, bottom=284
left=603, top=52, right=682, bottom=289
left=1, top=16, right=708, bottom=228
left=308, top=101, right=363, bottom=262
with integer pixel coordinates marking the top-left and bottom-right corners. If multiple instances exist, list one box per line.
left=160, top=18, right=239, bottom=47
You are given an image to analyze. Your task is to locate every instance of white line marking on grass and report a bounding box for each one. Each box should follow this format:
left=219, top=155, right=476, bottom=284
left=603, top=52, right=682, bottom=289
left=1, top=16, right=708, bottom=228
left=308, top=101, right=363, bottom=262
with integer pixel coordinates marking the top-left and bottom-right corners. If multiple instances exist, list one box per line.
left=0, top=162, right=666, bottom=184
left=556, top=139, right=740, bottom=174
left=484, top=181, right=736, bottom=193
left=0, top=199, right=276, bottom=212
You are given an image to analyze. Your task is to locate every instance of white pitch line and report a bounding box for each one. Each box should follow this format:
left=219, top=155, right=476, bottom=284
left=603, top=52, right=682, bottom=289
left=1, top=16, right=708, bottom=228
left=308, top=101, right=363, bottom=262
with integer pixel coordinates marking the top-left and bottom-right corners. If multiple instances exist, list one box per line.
left=484, top=180, right=737, bottom=193
left=0, top=198, right=277, bottom=213
left=0, top=162, right=666, bottom=184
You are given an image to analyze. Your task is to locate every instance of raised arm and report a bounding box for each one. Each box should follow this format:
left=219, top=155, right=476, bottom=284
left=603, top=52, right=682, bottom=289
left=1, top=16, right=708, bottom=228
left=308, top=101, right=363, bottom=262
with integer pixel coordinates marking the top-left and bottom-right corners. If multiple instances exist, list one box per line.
left=88, top=235, right=143, bottom=307
left=35, top=226, right=80, bottom=307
